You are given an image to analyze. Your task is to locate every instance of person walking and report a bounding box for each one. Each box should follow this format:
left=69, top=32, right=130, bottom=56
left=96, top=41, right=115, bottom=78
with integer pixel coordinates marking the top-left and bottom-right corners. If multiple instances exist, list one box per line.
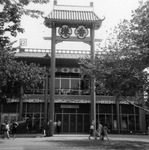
left=57, top=120, right=61, bottom=134
left=11, top=121, right=19, bottom=139
left=2, top=122, right=10, bottom=139
left=103, top=123, right=110, bottom=140
left=88, top=120, right=95, bottom=139
left=97, top=122, right=104, bottom=140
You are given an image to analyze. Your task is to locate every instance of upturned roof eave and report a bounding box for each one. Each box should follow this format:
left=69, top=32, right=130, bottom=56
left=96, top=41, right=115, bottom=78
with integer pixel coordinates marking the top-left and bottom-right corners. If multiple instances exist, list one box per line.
left=44, top=18, right=102, bottom=29
left=45, top=17, right=102, bottom=24
left=44, top=9, right=104, bottom=29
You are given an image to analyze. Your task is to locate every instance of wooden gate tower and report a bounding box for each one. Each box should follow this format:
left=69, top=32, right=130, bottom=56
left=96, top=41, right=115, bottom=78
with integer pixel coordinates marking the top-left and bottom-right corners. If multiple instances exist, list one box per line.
left=44, top=0, right=104, bottom=136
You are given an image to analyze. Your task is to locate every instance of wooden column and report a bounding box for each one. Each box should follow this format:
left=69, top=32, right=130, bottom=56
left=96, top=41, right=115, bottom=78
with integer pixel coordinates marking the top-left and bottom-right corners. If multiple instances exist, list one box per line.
left=90, top=27, right=96, bottom=129
left=19, top=85, right=23, bottom=121
left=44, top=68, right=48, bottom=123
left=116, top=96, right=120, bottom=133
left=139, top=102, right=146, bottom=133
left=49, top=23, right=56, bottom=136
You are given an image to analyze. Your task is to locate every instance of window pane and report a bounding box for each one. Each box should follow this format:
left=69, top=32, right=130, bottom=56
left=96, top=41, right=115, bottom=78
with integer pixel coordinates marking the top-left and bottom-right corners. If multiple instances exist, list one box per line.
left=55, top=79, right=60, bottom=89
left=61, top=79, right=69, bottom=89
left=71, top=79, right=80, bottom=89
left=121, top=105, right=134, bottom=114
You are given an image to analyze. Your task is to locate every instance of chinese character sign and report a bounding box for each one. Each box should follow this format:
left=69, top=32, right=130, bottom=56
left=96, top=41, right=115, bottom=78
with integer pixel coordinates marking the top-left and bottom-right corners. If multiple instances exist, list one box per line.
left=75, top=25, right=88, bottom=39
left=58, top=25, right=72, bottom=39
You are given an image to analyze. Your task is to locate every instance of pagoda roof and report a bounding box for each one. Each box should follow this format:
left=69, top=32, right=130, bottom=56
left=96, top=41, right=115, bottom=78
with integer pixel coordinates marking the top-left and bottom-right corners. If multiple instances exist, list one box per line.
left=44, top=0, right=104, bottom=29
left=47, top=10, right=101, bottom=23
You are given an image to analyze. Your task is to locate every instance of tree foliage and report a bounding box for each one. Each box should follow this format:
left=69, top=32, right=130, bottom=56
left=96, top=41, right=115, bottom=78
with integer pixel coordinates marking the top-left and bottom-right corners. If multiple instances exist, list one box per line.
left=2, top=61, right=45, bottom=99
left=0, top=0, right=50, bottom=103
left=80, top=0, right=149, bottom=108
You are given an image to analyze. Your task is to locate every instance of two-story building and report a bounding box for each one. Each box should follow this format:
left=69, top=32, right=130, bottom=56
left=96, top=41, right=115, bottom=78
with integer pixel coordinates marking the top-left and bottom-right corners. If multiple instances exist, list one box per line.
left=0, top=0, right=148, bottom=134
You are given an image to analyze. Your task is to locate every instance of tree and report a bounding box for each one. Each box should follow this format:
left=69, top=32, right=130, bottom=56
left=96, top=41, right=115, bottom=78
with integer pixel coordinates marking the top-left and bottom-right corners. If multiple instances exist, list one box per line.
left=80, top=0, right=149, bottom=112
left=0, top=0, right=50, bottom=103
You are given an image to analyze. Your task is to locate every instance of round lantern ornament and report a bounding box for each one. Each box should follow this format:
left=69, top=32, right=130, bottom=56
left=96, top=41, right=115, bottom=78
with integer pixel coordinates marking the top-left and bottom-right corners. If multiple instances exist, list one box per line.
left=58, top=25, right=72, bottom=39
left=75, top=25, right=88, bottom=39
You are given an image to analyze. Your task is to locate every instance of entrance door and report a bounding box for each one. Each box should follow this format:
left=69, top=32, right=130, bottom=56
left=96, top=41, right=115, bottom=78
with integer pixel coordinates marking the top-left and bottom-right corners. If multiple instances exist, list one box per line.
left=70, top=114, right=76, bottom=133
left=55, top=113, right=90, bottom=133
left=77, top=115, right=83, bottom=132
left=62, top=114, right=77, bottom=133
left=63, top=114, right=69, bottom=132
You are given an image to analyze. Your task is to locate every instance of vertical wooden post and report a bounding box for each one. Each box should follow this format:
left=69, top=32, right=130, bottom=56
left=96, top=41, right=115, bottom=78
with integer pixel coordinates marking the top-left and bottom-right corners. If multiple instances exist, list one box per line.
left=19, top=85, right=23, bottom=121
left=44, top=68, right=48, bottom=123
left=116, top=96, right=120, bottom=133
left=49, top=23, right=56, bottom=136
left=139, top=102, right=146, bottom=133
left=90, top=27, right=96, bottom=130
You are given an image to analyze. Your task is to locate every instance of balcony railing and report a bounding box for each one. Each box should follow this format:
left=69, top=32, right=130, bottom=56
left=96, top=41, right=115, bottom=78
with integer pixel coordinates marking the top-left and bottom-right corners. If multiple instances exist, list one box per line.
left=24, top=88, right=113, bottom=96
left=24, top=88, right=91, bottom=95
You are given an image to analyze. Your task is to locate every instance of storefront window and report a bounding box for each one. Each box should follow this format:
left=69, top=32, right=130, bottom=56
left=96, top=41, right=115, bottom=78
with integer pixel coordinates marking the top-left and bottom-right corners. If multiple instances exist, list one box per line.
left=121, top=105, right=134, bottom=114
left=121, top=114, right=128, bottom=130
left=136, top=115, right=139, bottom=130
left=99, top=104, right=112, bottom=113
left=129, top=115, right=135, bottom=131
left=106, top=115, right=112, bottom=129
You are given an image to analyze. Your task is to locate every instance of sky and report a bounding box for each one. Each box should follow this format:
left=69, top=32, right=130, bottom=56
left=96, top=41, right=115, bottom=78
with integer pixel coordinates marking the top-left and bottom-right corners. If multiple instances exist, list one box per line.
left=14, top=0, right=142, bottom=50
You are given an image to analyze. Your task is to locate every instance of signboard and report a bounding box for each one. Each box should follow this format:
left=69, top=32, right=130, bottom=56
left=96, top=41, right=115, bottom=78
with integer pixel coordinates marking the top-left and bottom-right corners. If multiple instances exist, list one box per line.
left=58, top=25, right=72, bottom=39
left=20, top=38, right=27, bottom=46
left=61, top=105, right=79, bottom=109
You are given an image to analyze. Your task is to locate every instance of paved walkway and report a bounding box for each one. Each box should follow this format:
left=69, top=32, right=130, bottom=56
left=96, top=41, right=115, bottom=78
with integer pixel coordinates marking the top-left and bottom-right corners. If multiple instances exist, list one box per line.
left=0, top=134, right=149, bottom=150
left=5, top=133, right=149, bottom=142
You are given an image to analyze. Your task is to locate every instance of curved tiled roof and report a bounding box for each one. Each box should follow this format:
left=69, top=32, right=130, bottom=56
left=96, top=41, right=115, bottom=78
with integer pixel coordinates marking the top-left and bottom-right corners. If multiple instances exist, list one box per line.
left=15, top=49, right=90, bottom=59
left=47, top=10, right=101, bottom=22
left=15, top=52, right=88, bottom=59
left=44, top=1, right=104, bottom=29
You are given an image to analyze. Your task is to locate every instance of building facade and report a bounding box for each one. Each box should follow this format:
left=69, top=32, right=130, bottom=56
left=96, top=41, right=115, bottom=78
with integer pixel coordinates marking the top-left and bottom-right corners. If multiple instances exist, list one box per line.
left=0, top=48, right=147, bottom=134
left=0, top=0, right=148, bottom=134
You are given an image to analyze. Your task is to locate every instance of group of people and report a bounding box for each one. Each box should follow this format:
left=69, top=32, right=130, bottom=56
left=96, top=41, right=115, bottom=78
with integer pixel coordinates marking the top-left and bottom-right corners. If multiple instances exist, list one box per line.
left=1, top=121, right=19, bottom=139
left=89, top=121, right=110, bottom=140
left=42, top=120, right=62, bottom=137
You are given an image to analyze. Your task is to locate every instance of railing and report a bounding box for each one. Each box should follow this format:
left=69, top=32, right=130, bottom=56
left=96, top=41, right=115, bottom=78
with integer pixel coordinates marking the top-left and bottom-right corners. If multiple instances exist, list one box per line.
left=24, top=88, right=90, bottom=95
left=24, top=88, right=114, bottom=96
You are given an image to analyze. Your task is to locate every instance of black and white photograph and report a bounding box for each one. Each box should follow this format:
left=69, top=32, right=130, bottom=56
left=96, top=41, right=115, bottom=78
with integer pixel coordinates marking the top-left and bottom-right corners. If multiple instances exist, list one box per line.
left=0, top=0, right=149, bottom=149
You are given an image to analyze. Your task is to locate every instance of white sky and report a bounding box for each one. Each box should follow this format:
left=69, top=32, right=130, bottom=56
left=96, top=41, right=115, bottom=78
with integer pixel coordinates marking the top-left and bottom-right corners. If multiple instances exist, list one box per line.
left=14, top=0, right=142, bottom=50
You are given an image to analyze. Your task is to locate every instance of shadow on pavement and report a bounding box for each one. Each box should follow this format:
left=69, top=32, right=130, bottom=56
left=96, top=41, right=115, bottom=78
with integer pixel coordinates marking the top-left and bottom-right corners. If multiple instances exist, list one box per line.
left=37, top=139, right=149, bottom=150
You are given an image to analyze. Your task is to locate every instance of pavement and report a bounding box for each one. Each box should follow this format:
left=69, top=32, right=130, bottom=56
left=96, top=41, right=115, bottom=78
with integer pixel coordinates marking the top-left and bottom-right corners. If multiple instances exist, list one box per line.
left=0, top=134, right=149, bottom=150
left=1, top=133, right=149, bottom=142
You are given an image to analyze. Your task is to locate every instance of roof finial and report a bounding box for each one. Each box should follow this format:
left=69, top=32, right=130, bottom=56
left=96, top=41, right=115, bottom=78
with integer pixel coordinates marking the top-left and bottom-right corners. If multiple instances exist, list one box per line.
left=90, top=2, right=93, bottom=7
left=54, top=0, right=57, bottom=5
